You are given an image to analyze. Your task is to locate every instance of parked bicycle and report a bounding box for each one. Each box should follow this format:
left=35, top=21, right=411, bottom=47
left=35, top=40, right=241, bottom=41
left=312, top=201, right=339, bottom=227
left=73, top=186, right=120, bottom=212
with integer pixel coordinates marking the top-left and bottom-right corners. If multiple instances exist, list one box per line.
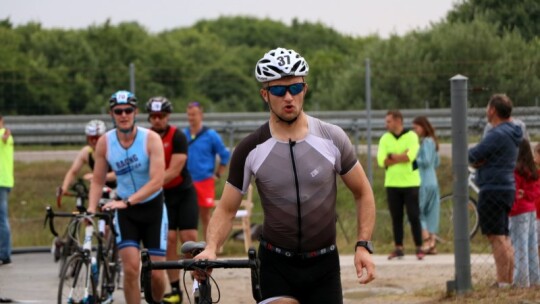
left=437, top=167, right=480, bottom=244
left=141, top=241, right=262, bottom=304
left=46, top=207, right=121, bottom=304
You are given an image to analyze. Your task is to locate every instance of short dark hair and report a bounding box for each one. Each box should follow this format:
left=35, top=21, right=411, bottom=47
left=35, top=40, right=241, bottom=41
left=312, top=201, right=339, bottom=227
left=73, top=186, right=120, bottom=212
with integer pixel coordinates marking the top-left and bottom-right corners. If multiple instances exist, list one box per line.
left=488, top=94, right=512, bottom=119
left=386, top=110, right=403, bottom=121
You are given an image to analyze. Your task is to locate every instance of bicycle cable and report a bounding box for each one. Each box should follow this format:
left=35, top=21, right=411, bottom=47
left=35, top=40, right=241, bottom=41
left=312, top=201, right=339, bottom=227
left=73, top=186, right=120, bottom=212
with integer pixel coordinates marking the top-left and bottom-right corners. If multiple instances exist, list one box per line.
left=181, top=265, right=221, bottom=304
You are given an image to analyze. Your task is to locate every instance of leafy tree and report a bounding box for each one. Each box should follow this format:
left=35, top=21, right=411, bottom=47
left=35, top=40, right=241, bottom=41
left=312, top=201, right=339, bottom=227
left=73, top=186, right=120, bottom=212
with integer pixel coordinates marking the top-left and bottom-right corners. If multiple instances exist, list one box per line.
left=447, top=0, right=540, bottom=41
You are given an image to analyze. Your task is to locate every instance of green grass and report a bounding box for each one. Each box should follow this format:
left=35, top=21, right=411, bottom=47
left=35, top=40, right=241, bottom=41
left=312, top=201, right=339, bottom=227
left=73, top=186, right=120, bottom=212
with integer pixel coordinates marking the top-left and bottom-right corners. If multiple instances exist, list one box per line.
left=9, top=154, right=467, bottom=256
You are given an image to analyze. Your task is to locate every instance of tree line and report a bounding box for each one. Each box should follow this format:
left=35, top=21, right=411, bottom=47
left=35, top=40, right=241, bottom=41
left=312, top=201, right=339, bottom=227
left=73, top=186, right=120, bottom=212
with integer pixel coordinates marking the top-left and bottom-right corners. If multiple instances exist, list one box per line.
left=1, top=0, right=539, bottom=115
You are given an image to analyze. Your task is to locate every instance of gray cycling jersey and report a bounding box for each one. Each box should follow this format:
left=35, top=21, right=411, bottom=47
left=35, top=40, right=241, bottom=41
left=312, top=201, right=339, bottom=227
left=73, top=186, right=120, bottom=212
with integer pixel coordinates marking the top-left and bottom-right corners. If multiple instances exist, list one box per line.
left=227, top=115, right=358, bottom=252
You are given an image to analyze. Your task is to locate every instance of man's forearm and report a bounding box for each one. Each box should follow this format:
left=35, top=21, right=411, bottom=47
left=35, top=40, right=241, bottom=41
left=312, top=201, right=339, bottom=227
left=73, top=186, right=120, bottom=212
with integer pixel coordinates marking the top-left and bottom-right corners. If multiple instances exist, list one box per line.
left=356, top=195, right=376, bottom=241
left=205, top=207, right=235, bottom=252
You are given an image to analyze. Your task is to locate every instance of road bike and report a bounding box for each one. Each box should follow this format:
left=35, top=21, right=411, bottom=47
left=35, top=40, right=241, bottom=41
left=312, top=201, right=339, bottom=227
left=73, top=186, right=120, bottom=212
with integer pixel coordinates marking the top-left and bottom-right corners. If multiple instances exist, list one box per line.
left=437, top=167, right=480, bottom=244
left=50, top=179, right=114, bottom=276
left=46, top=207, right=121, bottom=304
left=141, top=241, right=262, bottom=304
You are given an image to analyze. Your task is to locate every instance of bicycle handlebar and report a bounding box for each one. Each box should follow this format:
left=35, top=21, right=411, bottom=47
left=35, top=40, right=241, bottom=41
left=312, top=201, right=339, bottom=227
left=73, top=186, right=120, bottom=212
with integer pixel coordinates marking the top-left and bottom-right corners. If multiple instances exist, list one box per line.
left=141, top=247, right=261, bottom=304
left=44, top=206, right=116, bottom=237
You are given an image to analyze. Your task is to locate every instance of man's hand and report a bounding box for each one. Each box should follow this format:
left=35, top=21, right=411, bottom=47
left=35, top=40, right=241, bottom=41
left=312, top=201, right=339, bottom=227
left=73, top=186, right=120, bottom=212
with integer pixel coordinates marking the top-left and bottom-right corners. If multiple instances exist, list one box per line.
left=1, top=128, right=10, bottom=142
left=192, top=248, right=217, bottom=281
left=102, top=199, right=128, bottom=211
left=354, top=247, right=376, bottom=284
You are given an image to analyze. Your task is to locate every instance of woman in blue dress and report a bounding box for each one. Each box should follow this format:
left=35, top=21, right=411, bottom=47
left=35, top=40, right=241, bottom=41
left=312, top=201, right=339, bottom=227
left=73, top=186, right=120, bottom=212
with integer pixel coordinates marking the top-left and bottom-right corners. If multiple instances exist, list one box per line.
left=413, top=116, right=440, bottom=254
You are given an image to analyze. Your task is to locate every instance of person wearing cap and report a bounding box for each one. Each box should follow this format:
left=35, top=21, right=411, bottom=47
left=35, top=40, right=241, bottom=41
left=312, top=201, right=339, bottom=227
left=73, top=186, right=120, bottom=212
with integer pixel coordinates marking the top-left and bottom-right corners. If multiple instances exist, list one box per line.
left=87, top=90, right=168, bottom=304
left=194, top=48, right=376, bottom=303
left=146, top=96, right=198, bottom=304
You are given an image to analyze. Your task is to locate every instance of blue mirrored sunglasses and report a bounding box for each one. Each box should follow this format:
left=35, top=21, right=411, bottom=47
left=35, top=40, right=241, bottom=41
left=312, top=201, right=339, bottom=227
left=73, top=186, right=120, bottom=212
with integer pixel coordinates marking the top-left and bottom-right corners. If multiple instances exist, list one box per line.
left=266, top=83, right=306, bottom=97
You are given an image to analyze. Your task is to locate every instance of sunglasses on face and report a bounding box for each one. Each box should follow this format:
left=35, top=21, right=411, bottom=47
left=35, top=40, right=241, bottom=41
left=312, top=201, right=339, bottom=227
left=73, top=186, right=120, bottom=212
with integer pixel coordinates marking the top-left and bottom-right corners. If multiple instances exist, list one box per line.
left=112, top=107, right=135, bottom=115
left=149, top=113, right=167, bottom=120
left=265, top=83, right=306, bottom=97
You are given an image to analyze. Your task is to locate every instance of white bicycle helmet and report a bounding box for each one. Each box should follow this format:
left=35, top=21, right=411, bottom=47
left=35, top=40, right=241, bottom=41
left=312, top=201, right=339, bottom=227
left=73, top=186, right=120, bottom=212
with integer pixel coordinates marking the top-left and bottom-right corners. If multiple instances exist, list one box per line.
left=85, top=120, right=107, bottom=136
left=254, top=47, right=309, bottom=83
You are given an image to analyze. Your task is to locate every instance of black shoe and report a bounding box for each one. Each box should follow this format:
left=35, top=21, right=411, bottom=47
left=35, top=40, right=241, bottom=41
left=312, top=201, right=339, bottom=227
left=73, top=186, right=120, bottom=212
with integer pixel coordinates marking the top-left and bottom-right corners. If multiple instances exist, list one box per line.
left=387, top=249, right=404, bottom=260
left=0, top=258, right=11, bottom=266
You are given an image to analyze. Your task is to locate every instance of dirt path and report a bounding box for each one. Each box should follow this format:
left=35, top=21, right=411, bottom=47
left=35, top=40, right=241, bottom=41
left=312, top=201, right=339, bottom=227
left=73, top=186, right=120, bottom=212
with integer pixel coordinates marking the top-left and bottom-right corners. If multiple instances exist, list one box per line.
left=1, top=252, right=464, bottom=303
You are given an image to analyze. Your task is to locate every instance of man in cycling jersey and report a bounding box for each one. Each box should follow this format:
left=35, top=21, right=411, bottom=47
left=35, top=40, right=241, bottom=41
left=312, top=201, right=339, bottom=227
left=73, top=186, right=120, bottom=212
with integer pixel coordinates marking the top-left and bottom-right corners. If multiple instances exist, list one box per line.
left=195, top=48, right=376, bottom=303
left=146, top=96, right=199, bottom=304
left=87, top=90, right=168, bottom=304
left=58, top=120, right=116, bottom=204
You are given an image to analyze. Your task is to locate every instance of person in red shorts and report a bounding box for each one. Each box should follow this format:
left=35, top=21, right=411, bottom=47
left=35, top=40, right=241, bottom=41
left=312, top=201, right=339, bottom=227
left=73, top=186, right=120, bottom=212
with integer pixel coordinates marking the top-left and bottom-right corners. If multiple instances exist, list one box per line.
left=184, top=102, right=230, bottom=239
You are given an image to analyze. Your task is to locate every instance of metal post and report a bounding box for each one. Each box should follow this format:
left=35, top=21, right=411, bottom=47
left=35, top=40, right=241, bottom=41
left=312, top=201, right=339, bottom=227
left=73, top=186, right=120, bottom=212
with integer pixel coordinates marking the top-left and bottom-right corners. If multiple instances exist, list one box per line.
left=365, top=59, right=373, bottom=184
left=129, top=63, right=136, bottom=94
left=449, top=74, right=472, bottom=294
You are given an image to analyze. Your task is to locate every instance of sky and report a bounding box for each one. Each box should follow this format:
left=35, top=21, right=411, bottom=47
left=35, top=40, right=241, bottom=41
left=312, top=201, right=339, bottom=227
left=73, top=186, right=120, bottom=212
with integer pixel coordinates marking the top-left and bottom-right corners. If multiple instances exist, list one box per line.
left=1, top=0, right=459, bottom=38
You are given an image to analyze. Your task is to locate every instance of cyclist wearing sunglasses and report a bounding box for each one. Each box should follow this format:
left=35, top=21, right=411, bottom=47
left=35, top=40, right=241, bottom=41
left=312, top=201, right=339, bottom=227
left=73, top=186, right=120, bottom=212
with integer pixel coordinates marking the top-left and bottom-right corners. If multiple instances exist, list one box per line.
left=58, top=119, right=117, bottom=206
left=87, top=90, right=168, bottom=304
left=195, top=48, right=376, bottom=304
left=146, top=96, right=199, bottom=304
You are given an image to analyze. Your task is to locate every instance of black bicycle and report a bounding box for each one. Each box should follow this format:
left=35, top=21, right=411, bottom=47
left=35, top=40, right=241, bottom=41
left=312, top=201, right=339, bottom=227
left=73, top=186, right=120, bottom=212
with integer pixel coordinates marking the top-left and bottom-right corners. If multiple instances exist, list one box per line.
left=141, top=241, right=262, bottom=304
left=51, top=179, right=115, bottom=276
left=46, top=207, right=120, bottom=304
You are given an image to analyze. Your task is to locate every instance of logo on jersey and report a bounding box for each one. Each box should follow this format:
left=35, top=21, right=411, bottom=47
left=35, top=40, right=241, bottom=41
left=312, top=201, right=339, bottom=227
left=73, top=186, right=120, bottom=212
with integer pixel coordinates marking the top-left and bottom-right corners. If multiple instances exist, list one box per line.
left=115, top=154, right=141, bottom=175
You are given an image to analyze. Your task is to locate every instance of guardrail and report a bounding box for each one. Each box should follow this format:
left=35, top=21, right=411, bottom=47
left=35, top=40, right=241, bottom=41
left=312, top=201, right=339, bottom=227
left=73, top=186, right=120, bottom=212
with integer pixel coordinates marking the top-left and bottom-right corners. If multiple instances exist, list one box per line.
left=4, top=107, right=540, bottom=146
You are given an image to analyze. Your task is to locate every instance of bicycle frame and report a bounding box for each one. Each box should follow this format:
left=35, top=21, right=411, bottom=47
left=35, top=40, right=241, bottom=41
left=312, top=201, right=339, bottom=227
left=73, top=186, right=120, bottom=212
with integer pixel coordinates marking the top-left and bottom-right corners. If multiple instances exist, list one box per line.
left=141, top=242, right=262, bottom=304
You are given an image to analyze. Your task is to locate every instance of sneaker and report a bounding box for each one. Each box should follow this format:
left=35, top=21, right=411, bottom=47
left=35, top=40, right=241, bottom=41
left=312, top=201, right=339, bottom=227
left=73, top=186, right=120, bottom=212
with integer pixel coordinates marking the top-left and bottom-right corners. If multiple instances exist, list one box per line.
left=163, top=290, right=182, bottom=304
left=0, top=258, right=11, bottom=266
left=416, top=248, right=425, bottom=260
left=387, top=249, right=404, bottom=260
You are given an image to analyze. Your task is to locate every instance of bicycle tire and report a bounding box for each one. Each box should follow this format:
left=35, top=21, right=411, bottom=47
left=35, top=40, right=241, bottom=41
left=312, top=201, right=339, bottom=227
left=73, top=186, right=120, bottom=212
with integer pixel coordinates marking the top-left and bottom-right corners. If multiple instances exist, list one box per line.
left=98, top=233, right=120, bottom=302
left=438, top=194, right=479, bottom=243
left=58, top=253, right=98, bottom=304
left=57, top=231, right=78, bottom=278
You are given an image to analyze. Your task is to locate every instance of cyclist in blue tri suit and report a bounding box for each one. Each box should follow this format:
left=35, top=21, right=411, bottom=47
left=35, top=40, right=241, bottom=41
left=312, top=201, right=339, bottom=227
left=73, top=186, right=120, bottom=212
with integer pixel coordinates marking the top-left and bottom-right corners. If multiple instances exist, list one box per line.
left=195, top=48, right=376, bottom=304
left=87, top=90, right=168, bottom=304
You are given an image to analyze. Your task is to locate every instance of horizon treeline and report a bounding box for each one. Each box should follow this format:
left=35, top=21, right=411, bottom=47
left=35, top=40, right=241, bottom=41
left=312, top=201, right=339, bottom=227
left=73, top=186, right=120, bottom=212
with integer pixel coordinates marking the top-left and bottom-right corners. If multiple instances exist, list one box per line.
left=1, top=0, right=540, bottom=115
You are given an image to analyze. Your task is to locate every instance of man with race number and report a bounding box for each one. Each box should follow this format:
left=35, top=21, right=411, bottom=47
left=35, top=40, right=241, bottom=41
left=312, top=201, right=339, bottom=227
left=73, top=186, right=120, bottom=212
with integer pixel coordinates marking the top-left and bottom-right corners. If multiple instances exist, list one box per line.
left=87, top=90, right=168, bottom=304
left=195, top=48, right=376, bottom=304
left=146, top=96, right=199, bottom=304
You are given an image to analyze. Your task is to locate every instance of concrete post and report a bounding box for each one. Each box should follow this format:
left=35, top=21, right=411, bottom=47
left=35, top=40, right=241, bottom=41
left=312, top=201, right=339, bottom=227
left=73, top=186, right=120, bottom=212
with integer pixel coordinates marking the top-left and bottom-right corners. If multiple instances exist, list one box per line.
left=365, top=59, right=373, bottom=184
left=448, top=74, right=472, bottom=294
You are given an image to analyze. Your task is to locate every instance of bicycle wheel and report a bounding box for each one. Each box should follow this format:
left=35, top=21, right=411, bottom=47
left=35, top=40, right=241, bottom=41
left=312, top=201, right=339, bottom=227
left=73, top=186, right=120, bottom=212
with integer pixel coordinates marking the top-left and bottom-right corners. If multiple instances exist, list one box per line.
left=98, top=235, right=120, bottom=302
left=438, top=194, right=479, bottom=243
left=58, top=253, right=97, bottom=304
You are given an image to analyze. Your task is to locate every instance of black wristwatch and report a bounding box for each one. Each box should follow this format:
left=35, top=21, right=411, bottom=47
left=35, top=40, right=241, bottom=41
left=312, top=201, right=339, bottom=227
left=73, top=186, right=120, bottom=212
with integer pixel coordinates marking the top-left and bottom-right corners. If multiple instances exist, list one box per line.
left=355, top=241, right=374, bottom=254
left=124, top=199, right=132, bottom=208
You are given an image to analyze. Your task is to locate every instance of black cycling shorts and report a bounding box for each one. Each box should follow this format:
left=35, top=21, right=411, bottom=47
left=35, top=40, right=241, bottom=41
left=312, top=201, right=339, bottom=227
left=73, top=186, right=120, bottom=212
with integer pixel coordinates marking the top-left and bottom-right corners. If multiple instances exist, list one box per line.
left=164, top=185, right=199, bottom=231
left=258, top=243, right=343, bottom=304
left=115, top=192, right=167, bottom=256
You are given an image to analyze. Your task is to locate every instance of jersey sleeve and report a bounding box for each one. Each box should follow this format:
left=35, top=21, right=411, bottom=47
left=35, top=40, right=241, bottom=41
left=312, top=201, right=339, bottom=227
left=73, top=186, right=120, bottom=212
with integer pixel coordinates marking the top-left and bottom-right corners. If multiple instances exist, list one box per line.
left=172, top=129, right=188, bottom=154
